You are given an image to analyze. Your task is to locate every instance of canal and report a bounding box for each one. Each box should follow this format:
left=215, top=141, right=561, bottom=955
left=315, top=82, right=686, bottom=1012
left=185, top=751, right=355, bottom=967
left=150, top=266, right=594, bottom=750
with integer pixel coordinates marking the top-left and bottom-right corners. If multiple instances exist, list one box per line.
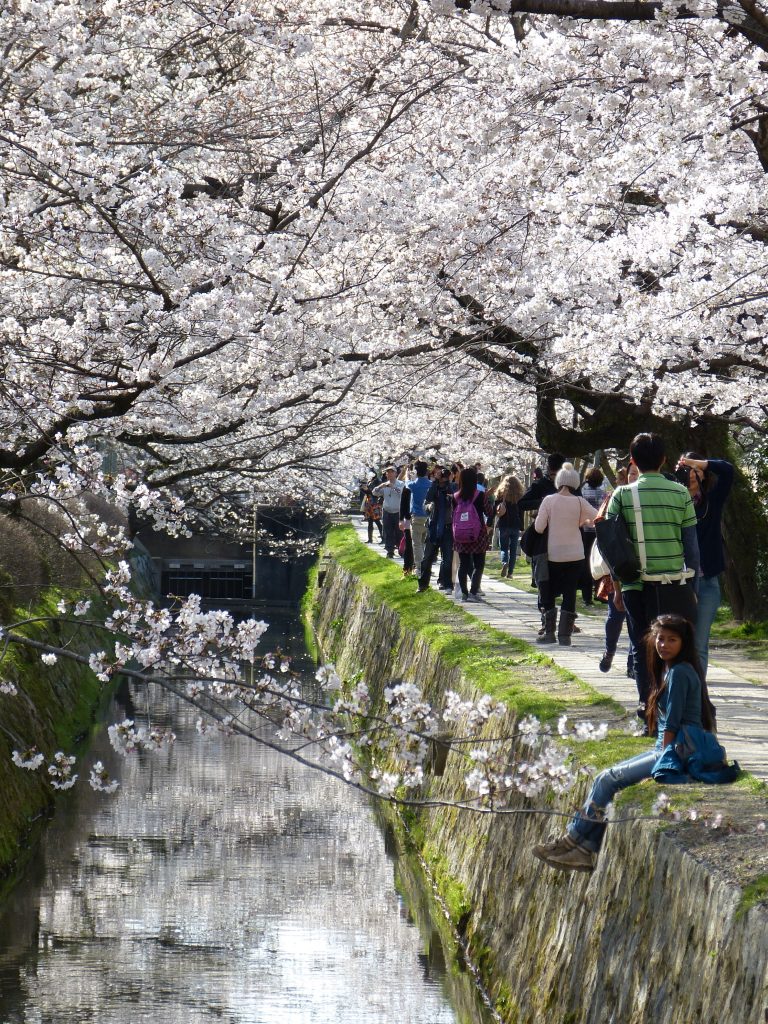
left=0, top=566, right=493, bottom=1023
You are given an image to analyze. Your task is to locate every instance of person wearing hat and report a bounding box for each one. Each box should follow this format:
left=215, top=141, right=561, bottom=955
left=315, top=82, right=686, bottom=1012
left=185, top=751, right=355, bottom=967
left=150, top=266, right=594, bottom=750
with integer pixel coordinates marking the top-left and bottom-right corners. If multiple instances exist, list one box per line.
left=533, top=462, right=596, bottom=645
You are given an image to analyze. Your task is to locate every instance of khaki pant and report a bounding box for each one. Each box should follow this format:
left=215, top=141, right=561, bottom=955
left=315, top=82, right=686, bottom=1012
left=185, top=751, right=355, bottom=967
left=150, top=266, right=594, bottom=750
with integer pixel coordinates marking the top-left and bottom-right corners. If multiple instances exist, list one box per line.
left=410, top=515, right=428, bottom=573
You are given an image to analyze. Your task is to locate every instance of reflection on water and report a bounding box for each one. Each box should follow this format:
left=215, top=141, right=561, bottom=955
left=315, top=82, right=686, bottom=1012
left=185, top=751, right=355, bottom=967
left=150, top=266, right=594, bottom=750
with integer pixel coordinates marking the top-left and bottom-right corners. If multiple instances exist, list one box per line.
left=0, top=618, right=477, bottom=1024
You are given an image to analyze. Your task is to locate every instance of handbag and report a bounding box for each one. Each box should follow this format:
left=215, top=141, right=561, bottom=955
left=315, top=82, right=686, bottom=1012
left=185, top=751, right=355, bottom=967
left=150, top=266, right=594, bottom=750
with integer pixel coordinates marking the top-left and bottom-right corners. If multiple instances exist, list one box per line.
left=398, top=533, right=407, bottom=555
left=590, top=538, right=611, bottom=581
left=520, top=522, right=548, bottom=558
left=594, top=575, right=613, bottom=603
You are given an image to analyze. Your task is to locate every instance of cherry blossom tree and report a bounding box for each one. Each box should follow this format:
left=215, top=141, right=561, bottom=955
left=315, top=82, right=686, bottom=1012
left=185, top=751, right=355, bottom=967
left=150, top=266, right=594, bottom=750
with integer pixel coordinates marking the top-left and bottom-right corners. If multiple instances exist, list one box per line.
left=3, top=0, right=768, bottom=798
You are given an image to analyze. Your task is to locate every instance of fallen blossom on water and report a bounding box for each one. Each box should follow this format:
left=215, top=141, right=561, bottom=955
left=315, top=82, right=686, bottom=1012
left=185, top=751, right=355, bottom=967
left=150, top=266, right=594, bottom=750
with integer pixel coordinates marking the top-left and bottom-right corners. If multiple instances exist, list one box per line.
left=88, top=761, right=120, bottom=793
left=48, top=751, right=77, bottom=790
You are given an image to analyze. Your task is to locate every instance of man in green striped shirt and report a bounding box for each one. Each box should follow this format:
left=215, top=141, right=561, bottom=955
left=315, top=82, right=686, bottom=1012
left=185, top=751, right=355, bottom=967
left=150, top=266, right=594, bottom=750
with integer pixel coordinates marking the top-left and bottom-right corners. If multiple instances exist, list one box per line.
left=607, top=433, right=700, bottom=719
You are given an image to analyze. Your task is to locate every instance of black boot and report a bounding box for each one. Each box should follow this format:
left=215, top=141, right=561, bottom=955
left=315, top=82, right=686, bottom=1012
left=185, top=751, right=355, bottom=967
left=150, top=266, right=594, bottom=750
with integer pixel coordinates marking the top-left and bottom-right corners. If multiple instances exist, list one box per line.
left=536, top=609, right=557, bottom=644
left=558, top=610, right=577, bottom=646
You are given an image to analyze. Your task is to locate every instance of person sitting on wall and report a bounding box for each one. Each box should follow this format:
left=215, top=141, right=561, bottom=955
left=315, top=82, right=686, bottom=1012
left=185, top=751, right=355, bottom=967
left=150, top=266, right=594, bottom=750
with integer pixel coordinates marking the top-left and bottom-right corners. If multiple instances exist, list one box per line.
left=531, top=614, right=719, bottom=872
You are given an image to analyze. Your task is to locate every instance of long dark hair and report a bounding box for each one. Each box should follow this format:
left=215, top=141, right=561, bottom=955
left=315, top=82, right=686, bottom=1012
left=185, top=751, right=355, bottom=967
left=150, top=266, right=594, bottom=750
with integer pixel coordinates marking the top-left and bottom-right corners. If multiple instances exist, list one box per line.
left=683, top=451, right=715, bottom=497
left=457, top=466, right=478, bottom=502
left=645, top=615, right=715, bottom=734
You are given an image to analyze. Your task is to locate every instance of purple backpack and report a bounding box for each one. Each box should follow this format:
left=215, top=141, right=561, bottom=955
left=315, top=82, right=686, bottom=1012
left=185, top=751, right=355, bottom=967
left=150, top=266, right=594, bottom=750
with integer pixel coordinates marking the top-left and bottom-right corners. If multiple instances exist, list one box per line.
left=452, top=491, right=483, bottom=545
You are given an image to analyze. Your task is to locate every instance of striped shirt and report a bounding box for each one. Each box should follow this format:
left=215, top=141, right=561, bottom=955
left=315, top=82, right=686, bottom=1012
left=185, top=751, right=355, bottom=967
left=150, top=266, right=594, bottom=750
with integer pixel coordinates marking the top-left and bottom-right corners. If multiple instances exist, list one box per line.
left=606, top=473, right=697, bottom=591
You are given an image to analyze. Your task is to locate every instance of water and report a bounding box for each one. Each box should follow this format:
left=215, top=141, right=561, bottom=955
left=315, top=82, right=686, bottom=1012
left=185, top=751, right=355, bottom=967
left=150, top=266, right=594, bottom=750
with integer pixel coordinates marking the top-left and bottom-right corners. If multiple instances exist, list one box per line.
left=0, top=612, right=489, bottom=1024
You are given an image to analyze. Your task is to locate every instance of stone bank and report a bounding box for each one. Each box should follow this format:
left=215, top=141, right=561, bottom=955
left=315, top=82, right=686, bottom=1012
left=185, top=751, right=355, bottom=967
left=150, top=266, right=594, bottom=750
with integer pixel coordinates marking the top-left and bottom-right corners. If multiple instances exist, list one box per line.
left=309, top=545, right=768, bottom=1024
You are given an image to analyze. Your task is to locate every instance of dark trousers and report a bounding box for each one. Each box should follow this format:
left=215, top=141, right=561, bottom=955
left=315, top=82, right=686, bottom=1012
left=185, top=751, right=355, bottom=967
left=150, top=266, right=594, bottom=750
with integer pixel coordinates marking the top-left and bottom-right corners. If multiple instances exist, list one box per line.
left=622, top=583, right=698, bottom=704
left=401, top=530, right=414, bottom=572
left=581, top=532, right=596, bottom=602
left=605, top=591, right=626, bottom=654
left=539, top=559, right=583, bottom=613
left=419, top=532, right=453, bottom=588
left=458, top=552, right=486, bottom=595
left=382, top=511, right=401, bottom=555
left=366, top=518, right=383, bottom=542
left=498, top=526, right=520, bottom=567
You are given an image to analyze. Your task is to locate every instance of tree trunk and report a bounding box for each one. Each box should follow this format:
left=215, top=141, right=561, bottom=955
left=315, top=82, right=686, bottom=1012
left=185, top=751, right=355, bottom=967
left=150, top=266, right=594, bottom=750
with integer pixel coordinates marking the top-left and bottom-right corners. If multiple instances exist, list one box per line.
left=534, top=392, right=768, bottom=620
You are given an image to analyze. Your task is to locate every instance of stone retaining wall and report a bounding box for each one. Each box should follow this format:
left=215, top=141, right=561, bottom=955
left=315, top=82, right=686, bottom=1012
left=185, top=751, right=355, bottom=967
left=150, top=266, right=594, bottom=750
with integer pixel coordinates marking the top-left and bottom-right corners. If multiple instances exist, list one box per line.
left=312, top=558, right=768, bottom=1024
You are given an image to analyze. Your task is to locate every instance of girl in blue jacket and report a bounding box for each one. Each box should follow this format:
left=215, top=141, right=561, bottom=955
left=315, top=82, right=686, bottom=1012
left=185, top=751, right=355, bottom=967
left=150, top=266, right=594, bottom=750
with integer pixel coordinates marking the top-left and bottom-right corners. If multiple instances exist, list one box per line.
left=532, top=614, right=716, bottom=873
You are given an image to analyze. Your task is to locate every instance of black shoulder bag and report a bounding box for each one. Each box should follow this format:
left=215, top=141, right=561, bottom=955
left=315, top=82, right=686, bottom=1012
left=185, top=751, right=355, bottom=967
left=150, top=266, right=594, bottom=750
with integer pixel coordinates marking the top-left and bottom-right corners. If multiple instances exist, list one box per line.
left=594, top=491, right=641, bottom=584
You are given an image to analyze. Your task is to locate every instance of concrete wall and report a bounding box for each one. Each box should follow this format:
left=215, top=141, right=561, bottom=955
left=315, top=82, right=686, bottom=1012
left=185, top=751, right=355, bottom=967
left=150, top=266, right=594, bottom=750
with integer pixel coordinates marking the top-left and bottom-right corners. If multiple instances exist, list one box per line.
left=312, top=559, right=768, bottom=1024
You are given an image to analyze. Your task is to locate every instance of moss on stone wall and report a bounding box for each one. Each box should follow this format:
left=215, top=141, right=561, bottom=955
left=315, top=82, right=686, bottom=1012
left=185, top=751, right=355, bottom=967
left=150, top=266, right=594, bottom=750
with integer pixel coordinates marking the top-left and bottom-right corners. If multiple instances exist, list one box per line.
left=0, top=587, right=114, bottom=889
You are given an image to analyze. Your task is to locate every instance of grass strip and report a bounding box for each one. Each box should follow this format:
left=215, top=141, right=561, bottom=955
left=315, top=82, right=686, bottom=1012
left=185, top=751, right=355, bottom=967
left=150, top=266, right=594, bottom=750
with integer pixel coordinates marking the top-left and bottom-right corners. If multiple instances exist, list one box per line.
left=325, top=524, right=623, bottom=725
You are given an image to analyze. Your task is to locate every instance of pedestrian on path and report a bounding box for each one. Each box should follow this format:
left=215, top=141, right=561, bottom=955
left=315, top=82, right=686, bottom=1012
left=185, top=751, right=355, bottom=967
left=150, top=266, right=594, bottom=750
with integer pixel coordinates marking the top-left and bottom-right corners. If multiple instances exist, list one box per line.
left=406, top=460, right=432, bottom=574
left=534, top=463, right=595, bottom=646
left=595, top=464, right=637, bottom=673
left=417, top=468, right=454, bottom=592
left=360, top=482, right=383, bottom=544
left=399, top=481, right=415, bottom=575
left=607, top=434, right=699, bottom=725
left=676, top=453, right=734, bottom=678
left=452, top=466, right=494, bottom=602
left=580, top=467, right=609, bottom=605
left=493, top=474, right=524, bottom=578
left=532, top=614, right=717, bottom=872
left=372, top=467, right=405, bottom=558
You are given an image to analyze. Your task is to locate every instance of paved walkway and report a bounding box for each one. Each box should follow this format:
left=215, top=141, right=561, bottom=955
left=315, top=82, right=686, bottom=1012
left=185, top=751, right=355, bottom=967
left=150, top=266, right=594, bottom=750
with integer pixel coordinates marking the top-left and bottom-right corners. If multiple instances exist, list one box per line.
left=351, top=520, right=768, bottom=782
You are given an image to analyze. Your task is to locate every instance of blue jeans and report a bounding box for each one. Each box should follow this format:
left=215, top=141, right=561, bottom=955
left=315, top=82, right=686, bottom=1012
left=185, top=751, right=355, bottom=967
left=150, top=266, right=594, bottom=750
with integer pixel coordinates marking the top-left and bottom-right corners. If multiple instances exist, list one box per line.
left=499, top=527, right=519, bottom=567
left=604, top=590, right=626, bottom=654
left=694, top=575, right=721, bottom=678
left=568, top=747, right=660, bottom=852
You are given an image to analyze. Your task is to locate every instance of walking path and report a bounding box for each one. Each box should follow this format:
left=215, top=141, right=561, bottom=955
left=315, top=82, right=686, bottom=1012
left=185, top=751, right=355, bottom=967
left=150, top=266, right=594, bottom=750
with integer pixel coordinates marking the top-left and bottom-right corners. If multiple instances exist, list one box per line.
left=351, top=519, right=768, bottom=782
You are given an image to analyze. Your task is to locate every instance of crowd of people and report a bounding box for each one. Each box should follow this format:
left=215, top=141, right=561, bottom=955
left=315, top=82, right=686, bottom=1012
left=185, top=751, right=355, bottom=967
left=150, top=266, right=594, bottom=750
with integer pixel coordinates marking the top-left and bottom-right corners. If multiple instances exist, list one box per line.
left=359, top=432, right=738, bottom=872
left=360, top=435, right=733, bottom=701
left=361, top=460, right=504, bottom=601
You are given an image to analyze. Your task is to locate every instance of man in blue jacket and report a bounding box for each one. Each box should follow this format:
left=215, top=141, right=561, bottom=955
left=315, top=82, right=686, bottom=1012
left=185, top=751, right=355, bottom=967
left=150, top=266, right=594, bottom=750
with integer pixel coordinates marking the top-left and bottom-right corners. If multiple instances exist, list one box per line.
left=406, top=461, right=432, bottom=573
left=417, top=469, right=454, bottom=592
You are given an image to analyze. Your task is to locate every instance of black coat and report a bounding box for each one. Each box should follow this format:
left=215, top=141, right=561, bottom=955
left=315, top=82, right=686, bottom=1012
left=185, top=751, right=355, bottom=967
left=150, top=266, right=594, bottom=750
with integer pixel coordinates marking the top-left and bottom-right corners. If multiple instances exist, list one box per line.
left=518, top=477, right=556, bottom=513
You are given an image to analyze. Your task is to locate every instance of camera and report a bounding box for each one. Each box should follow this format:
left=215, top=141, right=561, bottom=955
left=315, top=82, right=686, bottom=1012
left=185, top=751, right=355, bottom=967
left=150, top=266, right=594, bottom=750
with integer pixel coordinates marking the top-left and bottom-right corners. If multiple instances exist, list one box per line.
left=674, top=464, right=691, bottom=485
